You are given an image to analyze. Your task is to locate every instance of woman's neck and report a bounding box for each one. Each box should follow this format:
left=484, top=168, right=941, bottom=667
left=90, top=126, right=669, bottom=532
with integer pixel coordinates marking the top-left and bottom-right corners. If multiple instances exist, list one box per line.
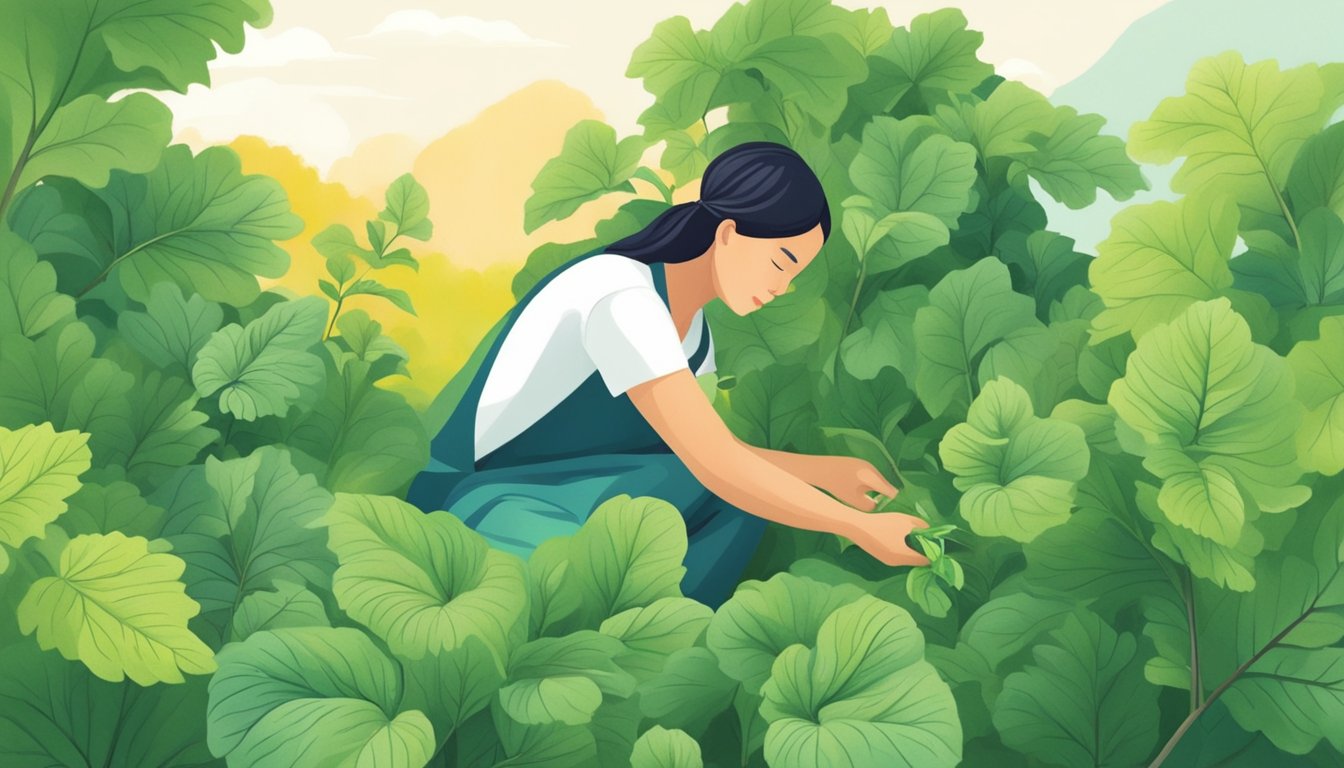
left=663, top=252, right=716, bottom=337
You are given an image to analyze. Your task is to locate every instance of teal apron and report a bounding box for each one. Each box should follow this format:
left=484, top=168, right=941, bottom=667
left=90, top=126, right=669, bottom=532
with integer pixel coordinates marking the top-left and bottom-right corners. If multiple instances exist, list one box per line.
left=405, top=248, right=766, bottom=608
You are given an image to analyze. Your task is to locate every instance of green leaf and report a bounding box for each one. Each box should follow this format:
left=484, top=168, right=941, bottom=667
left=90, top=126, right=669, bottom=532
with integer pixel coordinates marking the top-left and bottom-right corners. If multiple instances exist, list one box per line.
left=1288, top=315, right=1344, bottom=475
left=59, top=479, right=162, bottom=540
left=207, top=626, right=435, bottom=766
left=0, top=230, right=74, bottom=339
left=960, top=593, right=1078, bottom=670
left=0, top=423, right=90, bottom=560
left=379, top=172, right=432, bottom=239
left=735, top=34, right=867, bottom=127
left=1089, top=189, right=1238, bottom=343
left=344, top=279, right=415, bottom=315
left=1287, top=120, right=1344, bottom=221
left=365, top=219, right=386, bottom=254
left=317, top=279, right=340, bottom=301
left=229, top=579, right=330, bottom=643
left=631, top=726, right=704, bottom=768
left=940, top=377, right=1090, bottom=542
left=18, top=531, right=216, bottom=684
left=758, top=596, right=961, bottom=768
left=565, top=494, right=689, bottom=629
left=995, top=229, right=1091, bottom=321
left=1130, top=52, right=1344, bottom=232
left=192, top=296, right=327, bottom=421
left=627, top=16, right=721, bottom=137
left=1109, top=298, right=1308, bottom=547
left=0, top=639, right=216, bottom=767
left=906, top=567, right=952, bottom=617
left=848, top=115, right=979, bottom=229
left=1135, top=481, right=1263, bottom=592
left=705, top=572, right=866, bottom=694
left=312, top=224, right=375, bottom=268
left=879, top=8, right=993, bottom=100
left=401, top=634, right=504, bottom=741
left=0, top=322, right=133, bottom=470
left=640, top=647, right=738, bottom=736
left=839, top=286, right=927, bottom=381
left=320, top=492, right=527, bottom=665
left=600, top=597, right=713, bottom=681
left=955, top=80, right=1059, bottom=161
left=1018, top=105, right=1146, bottom=209
left=10, top=145, right=301, bottom=306
left=118, top=370, right=218, bottom=487
left=719, top=363, right=818, bottom=451
left=499, top=676, right=603, bottom=727
left=153, top=445, right=336, bottom=645
left=528, top=536, right=581, bottom=638
left=118, top=281, right=224, bottom=373
left=914, top=257, right=1038, bottom=418
left=992, top=611, right=1160, bottom=768
left=524, top=120, right=645, bottom=233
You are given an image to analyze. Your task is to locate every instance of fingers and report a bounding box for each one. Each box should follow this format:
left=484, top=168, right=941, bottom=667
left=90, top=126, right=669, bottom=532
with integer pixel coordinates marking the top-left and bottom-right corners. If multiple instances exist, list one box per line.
left=860, top=466, right=899, bottom=498
left=910, top=516, right=929, bottom=529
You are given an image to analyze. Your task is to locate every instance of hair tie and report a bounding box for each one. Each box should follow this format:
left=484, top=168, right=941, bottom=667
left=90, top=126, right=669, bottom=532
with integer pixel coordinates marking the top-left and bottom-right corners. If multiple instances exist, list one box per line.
left=695, top=199, right=727, bottom=218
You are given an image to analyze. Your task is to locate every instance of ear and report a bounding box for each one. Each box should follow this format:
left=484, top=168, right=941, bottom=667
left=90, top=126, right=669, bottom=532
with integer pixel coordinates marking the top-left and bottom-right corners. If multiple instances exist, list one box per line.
left=716, top=218, right=736, bottom=245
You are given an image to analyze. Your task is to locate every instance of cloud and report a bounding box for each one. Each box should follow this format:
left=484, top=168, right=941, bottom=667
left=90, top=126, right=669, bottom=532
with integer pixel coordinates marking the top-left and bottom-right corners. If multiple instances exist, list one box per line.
left=213, top=26, right=372, bottom=69
left=356, top=10, right=564, bottom=47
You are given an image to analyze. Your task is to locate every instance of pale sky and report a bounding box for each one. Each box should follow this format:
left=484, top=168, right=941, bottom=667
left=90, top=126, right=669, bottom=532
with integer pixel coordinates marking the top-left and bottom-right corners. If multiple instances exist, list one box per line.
left=158, top=1, right=1172, bottom=174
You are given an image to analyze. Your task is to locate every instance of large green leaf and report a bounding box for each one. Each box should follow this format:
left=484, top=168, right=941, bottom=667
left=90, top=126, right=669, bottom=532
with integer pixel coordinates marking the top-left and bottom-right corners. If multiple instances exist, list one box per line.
left=563, top=494, right=690, bottom=629
left=1109, top=298, right=1308, bottom=549
left=706, top=572, right=866, bottom=695
left=8, top=145, right=301, bottom=305
left=523, top=120, right=645, bottom=233
left=992, top=611, right=1160, bottom=767
left=914, top=257, right=1038, bottom=418
left=1287, top=120, right=1344, bottom=221
left=207, top=626, right=435, bottom=767
left=1088, top=189, right=1238, bottom=343
left=153, top=445, right=336, bottom=646
left=1288, top=315, right=1344, bottom=475
left=879, top=8, right=992, bottom=101
left=640, top=647, right=738, bottom=736
left=378, top=172, right=432, bottom=240
left=319, top=492, right=527, bottom=665
left=18, top=531, right=216, bottom=684
left=631, top=726, right=704, bottom=768
left=758, top=596, right=961, bottom=768
left=400, top=634, right=503, bottom=744
left=0, top=422, right=90, bottom=567
left=940, top=377, right=1089, bottom=542
left=192, top=296, right=327, bottom=421
left=719, top=362, right=819, bottom=451
left=627, top=16, right=721, bottom=137
left=600, top=597, right=713, bottom=681
left=0, top=638, right=215, bottom=767
left=117, top=369, right=218, bottom=488
left=229, top=579, right=329, bottom=643
left=0, top=230, right=74, bottom=338
left=849, top=115, right=978, bottom=228
left=1130, top=52, right=1344, bottom=233
left=1016, top=105, right=1146, bottom=209
left=59, top=478, right=163, bottom=540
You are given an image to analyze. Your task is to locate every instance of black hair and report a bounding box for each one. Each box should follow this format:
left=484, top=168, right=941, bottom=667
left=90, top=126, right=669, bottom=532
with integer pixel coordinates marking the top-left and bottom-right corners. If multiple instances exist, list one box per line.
left=603, top=141, right=831, bottom=264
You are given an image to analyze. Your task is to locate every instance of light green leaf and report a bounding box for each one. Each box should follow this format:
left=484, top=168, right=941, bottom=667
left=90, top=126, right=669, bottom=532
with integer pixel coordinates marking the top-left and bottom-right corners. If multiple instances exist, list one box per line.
left=631, top=726, right=704, bottom=768
left=524, top=120, right=645, bottom=233
left=192, top=296, right=327, bottom=421
left=992, top=611, right=1160, bottom=768
left=639, top=647, right=738, bottom=736
left=566, top=494, right=689, bottom=628
left=1109, top=298, right=1308, bottom=547
left=59, top=478, right=162, bottom=540
left=0, top=422, right=90, bottom=556
left=880, top=8, right=993, bottom=98
left=499, top=676, right=603, bottom=727
left=839, top=286, right=927, bottom=381
left=1135, top=481, right=1263, bottom=592
left=960, top=80, right=1059, bottom=160
left=379, top=172, right=432, bottom=239
left=848, top=116, right=978, bottom=228
left=118, top=281, right=224, bottom=373
left=1088, top=189, right=1238, bottom=343
left=1018, top=105, right=1146, bottom=209
left=401, top=634, right=504, bottom=741
left=0, top=230, right=74, bottom=339
left=627, top=16, right=720, bottom=137
left=118, top=370, right=218, bottom=487
left=914, top=257, right=1039, bottom=418
left=1287, top=120, right=1344, bottom=221
left=906, top=567, right=952, bottom=617
left=207, top=626, right=435, bottom=767
left=706, top=572, right=866, bottom=694
left=600, top=597, right=713, bottom=680
left=759, top=596, right=961, bottom=768
left=18, top=531, right=216, bottom=684
left=735, top=34, right=867, bottom=127
left=940, top=377, right=1089, bottom=542
left=1130, top=52, right=1343, bottom=232
left=320, top=492, right=527, bottom=665
left=344, top=279, right=415, bottom=315
left=1288, top=315, right=1344, bottom=475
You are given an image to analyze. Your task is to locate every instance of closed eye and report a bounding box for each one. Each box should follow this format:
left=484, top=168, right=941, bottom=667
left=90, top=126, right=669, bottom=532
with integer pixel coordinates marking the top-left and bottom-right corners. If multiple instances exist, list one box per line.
left=771, top=260, right=783, bottom=271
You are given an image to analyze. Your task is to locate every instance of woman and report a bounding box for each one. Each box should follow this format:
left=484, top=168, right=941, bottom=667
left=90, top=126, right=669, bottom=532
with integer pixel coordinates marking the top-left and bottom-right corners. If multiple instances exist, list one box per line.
left=406, top=141, right=930, bottom=608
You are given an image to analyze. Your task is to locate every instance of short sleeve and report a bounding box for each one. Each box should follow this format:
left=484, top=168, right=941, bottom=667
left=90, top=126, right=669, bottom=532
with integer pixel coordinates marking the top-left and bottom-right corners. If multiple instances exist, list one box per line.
left=583, top=286, right=691, bottom=396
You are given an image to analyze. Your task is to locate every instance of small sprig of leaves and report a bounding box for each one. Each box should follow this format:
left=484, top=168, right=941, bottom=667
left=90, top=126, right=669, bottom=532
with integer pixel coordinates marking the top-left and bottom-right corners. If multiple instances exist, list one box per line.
left=873, top=494, right=965, bottom=617
left=313, top=173, right=432, bottom=340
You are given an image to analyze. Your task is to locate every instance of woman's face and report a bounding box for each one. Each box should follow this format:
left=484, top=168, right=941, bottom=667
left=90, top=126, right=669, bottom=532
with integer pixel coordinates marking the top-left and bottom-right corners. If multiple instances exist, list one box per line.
left=711, top=221, right=824, bottom=315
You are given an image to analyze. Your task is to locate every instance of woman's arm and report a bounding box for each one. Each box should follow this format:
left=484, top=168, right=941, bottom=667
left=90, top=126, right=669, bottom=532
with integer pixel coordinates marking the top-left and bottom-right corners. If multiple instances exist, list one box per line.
left=626, top=369, right=929, bottom=567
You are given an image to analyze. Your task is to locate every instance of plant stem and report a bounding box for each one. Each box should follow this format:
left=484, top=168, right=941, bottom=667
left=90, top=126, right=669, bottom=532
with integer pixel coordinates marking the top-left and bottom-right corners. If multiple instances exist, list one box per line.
left=323, top=264, right=375, bottom=340
left=831, top=252, right=868, bottom=384
left=1182, top=567, right=1203, bottom=711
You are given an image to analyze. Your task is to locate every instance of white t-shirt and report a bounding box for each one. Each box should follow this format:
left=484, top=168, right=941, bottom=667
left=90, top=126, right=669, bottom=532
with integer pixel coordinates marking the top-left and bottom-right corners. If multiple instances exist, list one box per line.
left=474, top=253, right=716, bottom=462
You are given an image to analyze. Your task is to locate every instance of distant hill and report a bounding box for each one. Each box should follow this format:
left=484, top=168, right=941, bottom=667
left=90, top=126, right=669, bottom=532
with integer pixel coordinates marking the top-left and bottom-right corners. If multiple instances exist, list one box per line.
left=1040, top=0, right=1344, bottom=252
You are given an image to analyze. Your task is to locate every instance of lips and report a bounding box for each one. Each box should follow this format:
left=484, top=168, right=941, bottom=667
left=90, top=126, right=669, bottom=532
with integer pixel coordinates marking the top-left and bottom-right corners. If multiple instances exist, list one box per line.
left=752, top=296, right=763, bottom=307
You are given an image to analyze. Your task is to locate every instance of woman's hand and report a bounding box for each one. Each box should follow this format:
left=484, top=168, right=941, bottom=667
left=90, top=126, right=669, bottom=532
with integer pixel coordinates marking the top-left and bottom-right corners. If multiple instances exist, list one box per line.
left=846, top=512, right=932, bottom=567
left=804, top=454, right=898, bottom=511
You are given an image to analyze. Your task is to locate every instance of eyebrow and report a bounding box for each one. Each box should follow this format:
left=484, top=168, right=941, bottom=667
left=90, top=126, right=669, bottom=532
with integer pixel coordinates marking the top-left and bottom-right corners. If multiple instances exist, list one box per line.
left=780, top=247, right=798, bottom=263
